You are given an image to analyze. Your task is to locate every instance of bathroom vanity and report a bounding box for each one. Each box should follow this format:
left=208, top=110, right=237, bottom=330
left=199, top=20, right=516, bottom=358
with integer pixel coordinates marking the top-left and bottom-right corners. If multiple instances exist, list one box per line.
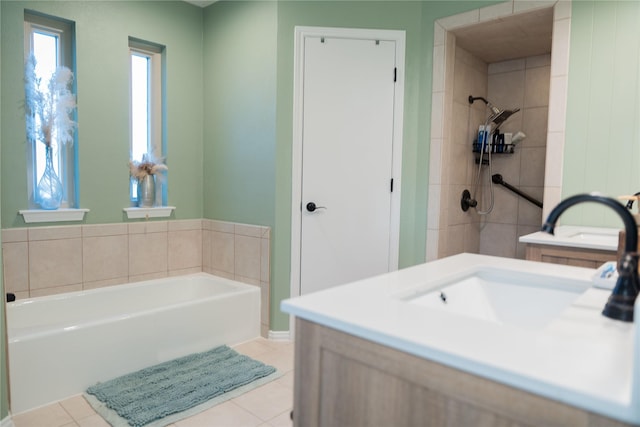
left=281, top=254, right=640, bottom=426
left=520, top=226, right=619, bottom=268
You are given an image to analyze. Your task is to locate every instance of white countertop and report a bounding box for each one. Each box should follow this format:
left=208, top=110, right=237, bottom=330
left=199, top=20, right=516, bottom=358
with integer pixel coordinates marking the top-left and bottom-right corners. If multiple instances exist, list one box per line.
left=519, top=225, right=620, bottom=251
left=281, top=253, right=640, bottom=425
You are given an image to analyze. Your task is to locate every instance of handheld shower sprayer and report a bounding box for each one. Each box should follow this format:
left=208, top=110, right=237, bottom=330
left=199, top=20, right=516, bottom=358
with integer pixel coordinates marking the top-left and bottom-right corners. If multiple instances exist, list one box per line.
left=462, top=95, right=521, bottom=215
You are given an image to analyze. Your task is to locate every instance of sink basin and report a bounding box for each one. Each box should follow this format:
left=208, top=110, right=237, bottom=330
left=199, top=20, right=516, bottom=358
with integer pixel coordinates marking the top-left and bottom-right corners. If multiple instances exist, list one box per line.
left=282, top=253, right=638, bottom=425
left=404, top=268, right=588, bottom=330
left=519, top=226, right=619, bottom=251
left=565, top=231, right=618, bottom=243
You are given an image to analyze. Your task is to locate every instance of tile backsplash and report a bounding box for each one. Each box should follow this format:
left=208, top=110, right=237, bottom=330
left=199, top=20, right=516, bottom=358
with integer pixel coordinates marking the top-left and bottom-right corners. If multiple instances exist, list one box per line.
left=2, top=219, right=271, bottom=336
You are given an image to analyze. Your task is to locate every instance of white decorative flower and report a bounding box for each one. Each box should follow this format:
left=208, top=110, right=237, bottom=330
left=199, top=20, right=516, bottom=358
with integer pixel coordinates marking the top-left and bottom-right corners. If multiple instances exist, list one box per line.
left=24, top=54, right=77, bottom=147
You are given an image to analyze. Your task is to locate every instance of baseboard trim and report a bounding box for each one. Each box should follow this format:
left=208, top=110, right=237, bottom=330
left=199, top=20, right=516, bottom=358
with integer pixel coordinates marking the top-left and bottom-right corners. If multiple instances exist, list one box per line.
left=268, top=330, right=291, bottom=341
left=1, top=414, right=15, bottom=427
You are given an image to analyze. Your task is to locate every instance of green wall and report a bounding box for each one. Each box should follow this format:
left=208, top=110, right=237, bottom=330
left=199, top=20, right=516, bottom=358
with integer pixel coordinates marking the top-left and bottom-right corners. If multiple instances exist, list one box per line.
left=203, top=1, right=277, bottom=227
left=0, top=0, right=7, bottom=419
left=562, top=0, right=640, bottom=227
left=1, top=1, right=204, bottom=228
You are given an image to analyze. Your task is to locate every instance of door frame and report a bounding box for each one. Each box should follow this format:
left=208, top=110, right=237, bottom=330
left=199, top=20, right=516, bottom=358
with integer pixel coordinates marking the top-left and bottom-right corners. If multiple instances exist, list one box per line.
left=289, top=26, right=406, bottom=330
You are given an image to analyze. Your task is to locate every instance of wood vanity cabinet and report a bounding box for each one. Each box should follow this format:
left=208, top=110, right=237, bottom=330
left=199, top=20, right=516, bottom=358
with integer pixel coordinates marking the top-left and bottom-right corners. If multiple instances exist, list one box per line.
left=293, top=318, right=633, bottom=427
left=617, top=230, right=640, bottom=262
left=525, top=243, right=617, bottom=268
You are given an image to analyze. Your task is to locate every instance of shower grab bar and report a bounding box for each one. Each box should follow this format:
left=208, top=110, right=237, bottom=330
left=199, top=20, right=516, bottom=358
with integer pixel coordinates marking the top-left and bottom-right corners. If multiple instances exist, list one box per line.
left=491, top=174, right=543, bottom=209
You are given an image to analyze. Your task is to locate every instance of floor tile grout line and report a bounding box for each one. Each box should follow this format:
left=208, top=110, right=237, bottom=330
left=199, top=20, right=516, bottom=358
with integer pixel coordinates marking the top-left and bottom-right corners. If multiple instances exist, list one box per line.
left=57, top=401, right=77, bottom=425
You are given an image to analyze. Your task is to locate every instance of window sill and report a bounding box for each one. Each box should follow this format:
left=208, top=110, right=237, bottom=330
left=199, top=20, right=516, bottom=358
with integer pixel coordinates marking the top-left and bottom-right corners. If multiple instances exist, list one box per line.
left=124, top=206, right=176, bottom=219
left=19, top=208, right=90, bottom=223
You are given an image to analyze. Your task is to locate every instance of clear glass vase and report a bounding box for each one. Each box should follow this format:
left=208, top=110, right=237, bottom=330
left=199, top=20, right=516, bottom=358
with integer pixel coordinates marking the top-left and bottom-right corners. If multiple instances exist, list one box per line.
left=37, top=146, right=63, bottom=210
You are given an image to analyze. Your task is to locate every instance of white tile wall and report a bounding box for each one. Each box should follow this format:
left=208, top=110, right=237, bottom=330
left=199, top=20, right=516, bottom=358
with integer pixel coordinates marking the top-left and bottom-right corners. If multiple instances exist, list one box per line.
left=436, top=44, right=488, bottom=259
left=129, top=231, right=168, bottom=276
left=478, top=53, right=550, bottom=259
left=2, top=218, right=271, bottom=335
left=438, top=9, right=480, bottom=31
left=438, top=42, right=549, bottom=260
left=428, top=1, right=570, bottom=261
left=83, top=234, right=128, bottom=282
left=29, top=237, right=83, bottom=290
left=479, top=1, right=514, bottom=21
left=201, top=220, right=271, bottom=336
left=2, top=242, right=29, bottom=298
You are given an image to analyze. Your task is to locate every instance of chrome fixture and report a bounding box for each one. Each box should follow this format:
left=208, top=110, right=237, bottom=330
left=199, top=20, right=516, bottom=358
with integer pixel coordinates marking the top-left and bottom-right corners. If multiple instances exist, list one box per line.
left=468, top=95, right=520, bottom=128
left=542, top=193, right=639, bottom=322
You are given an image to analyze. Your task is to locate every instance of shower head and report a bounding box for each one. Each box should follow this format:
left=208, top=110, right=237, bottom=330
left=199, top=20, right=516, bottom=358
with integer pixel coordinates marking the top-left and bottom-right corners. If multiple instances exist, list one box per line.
left=490, top=107, right=520, bottom=128
left=468, top=95, right=520, bottom=128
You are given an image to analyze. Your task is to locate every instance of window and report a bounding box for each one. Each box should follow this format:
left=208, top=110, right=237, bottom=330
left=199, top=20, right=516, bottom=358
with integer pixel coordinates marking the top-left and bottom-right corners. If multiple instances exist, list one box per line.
left=129, top=38, right=165, bottom=204
left=24, top=11, right=76, bottom=209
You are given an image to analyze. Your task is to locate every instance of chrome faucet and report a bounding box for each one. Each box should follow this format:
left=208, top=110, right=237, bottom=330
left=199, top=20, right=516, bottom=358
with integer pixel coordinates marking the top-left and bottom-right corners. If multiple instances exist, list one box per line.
left=542, top=193, right=639, bottom=322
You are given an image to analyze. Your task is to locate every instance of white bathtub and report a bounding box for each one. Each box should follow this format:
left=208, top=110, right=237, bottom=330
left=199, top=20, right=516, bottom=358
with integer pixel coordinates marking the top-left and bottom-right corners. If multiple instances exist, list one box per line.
left=7, top=273, right=261, bottom=414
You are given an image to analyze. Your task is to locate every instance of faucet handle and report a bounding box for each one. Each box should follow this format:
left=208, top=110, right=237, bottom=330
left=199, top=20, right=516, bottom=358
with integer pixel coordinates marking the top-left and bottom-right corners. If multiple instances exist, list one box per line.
left=602, top=253, right=639, bottom=322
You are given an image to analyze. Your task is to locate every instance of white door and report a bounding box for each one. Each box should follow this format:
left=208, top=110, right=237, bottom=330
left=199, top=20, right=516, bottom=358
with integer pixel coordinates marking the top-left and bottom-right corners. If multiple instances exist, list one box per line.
left=299, top=34, right=400, bottom=295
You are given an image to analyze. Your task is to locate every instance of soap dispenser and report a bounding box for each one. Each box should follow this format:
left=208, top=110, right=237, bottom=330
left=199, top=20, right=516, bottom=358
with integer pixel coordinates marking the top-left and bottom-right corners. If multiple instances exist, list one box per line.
left=617, top=192, right=640, bottom=262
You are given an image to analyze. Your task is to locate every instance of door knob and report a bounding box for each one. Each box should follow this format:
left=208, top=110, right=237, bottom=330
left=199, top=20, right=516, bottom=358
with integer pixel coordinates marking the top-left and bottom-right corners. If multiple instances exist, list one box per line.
left=306, top=202, right=327, bottom=212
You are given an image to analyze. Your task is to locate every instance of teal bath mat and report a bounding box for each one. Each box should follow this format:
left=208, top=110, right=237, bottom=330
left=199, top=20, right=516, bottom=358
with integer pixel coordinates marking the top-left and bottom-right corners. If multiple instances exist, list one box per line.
left=85, top=345, right=279, bottom=427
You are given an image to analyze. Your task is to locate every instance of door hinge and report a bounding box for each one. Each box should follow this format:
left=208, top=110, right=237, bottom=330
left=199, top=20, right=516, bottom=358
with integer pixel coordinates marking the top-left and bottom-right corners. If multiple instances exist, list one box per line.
left=390, top=178, right=394, bottom=192
left=393, top=67, right=397, bottom=82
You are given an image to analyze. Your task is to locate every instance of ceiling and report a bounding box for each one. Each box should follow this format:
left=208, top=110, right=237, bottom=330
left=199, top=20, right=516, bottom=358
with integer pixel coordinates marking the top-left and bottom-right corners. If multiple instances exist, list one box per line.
left=452, top=7, right=553, bottom=64
left=180, top=2, right=553, bottom=63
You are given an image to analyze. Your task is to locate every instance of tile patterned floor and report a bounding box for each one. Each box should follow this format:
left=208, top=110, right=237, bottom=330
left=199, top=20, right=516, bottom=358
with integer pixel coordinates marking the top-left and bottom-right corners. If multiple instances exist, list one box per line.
left=11, top=338, right=294, bottom=427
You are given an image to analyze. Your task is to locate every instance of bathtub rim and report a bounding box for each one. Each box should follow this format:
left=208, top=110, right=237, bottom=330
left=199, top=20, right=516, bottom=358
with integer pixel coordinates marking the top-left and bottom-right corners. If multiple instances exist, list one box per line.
left=7, top=272, right=261, bottom=342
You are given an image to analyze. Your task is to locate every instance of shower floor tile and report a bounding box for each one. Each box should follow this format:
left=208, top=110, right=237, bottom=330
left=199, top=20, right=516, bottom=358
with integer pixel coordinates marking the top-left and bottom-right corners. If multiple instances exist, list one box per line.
left=11, top=338, right=294, bottom=427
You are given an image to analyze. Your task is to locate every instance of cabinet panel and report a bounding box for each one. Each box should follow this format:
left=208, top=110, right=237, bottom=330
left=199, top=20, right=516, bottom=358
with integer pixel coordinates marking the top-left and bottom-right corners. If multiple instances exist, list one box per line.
left=293, top=319, right=633, bottom=427
left=526, top=244, right=616, bottom=267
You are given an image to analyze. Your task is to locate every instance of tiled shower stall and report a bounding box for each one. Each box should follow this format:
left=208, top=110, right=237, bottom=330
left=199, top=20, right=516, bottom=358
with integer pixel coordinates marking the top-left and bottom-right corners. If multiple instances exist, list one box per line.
left=427, top=1, right=571, bottom=262
left=479, top=54, right=550, bottom=258
left=438, top=48, right=550, bottom=259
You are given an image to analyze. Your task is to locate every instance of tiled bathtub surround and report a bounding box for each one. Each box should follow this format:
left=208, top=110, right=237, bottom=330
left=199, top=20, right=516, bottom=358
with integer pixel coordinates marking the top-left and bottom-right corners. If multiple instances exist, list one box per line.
left=2, top=219, right=271, bottom=335
left=202, top=220, right=271, bottom=336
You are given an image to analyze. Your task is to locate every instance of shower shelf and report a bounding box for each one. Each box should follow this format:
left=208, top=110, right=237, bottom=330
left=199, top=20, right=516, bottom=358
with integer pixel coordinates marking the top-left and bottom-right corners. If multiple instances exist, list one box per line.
left=473, top=141, right=515, bottom=165
left=472, top=142, right=515, bottom=154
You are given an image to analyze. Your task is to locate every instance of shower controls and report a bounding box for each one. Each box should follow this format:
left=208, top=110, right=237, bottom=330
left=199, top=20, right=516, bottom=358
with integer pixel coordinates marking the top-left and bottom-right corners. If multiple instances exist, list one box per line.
left=460, top=190, right=477, bottom=212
